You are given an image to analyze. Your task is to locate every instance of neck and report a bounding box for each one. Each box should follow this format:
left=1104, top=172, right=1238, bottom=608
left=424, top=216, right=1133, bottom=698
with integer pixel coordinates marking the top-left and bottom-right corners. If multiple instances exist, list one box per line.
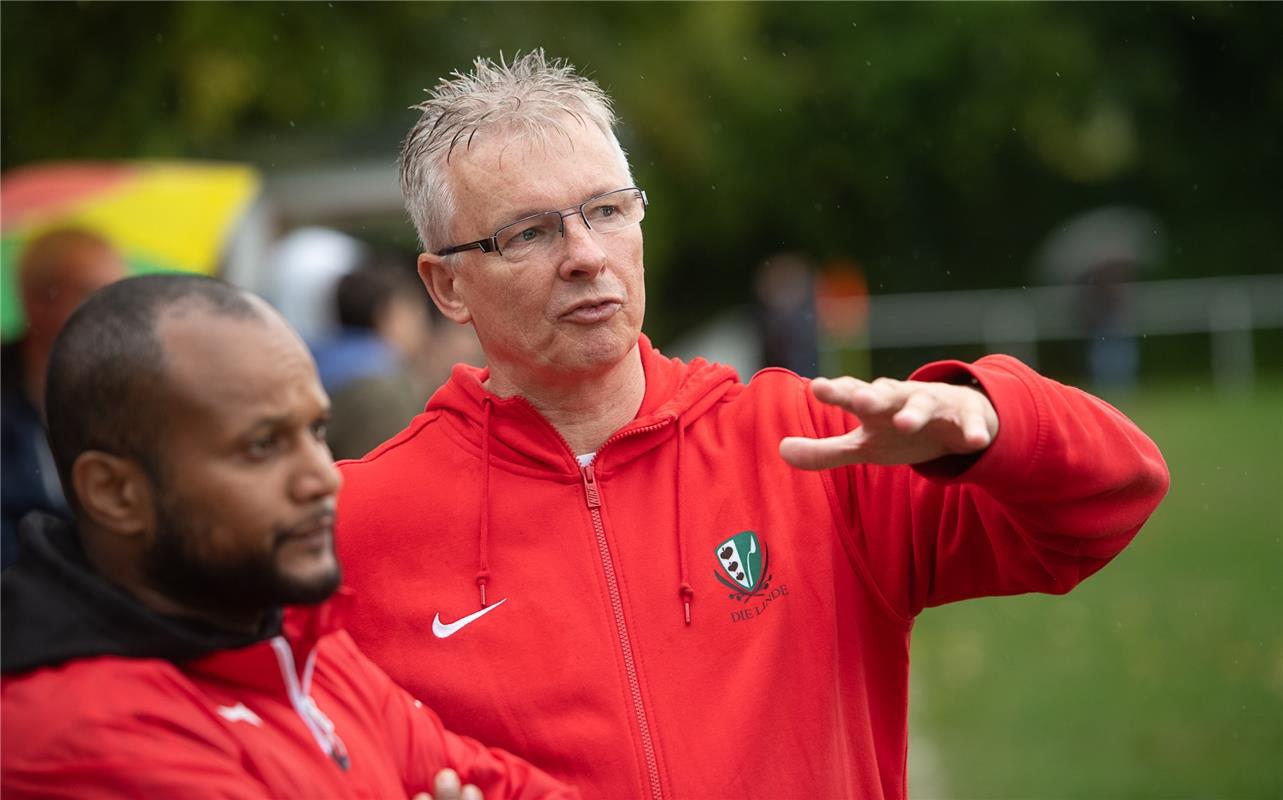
left=20, top=336, right=51, bottom=411
left=484, top=345, right=646, bottom=455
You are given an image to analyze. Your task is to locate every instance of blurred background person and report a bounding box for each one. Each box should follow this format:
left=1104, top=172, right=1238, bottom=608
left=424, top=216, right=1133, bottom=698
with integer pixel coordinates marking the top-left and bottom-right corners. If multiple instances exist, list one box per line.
left=754, top=252, right=820, bottom=377
left=1, top=227, right=126, bottom=568
left=1036, top=206, right=1163, bottom=395
left=265, top=226, right=367, bottom=345
left=311, top=259, right=432, bottom=460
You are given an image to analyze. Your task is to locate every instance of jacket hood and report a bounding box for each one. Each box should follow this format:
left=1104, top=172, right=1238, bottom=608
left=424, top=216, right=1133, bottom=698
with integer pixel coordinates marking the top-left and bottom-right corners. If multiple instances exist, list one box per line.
left=419, top=335, right=741, bottom=621
left=1, top=513, right=280, bottom=675
left=424, top=335, right=741, bottom=473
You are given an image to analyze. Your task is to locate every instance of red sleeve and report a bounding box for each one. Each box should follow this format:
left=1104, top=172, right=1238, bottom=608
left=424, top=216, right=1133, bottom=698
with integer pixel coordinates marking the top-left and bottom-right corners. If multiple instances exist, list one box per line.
left=1, top=732, right=273, bottom=800
left=816, top=354, right=1170, bottom=619
left=349, top=636, right=579, bottom=799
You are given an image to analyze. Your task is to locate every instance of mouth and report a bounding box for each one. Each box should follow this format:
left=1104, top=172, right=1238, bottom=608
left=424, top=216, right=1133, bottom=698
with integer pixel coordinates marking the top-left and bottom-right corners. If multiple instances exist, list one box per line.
left=560, top=297, right=623, bottom=324
left=277, top=509, right=336, bottom=545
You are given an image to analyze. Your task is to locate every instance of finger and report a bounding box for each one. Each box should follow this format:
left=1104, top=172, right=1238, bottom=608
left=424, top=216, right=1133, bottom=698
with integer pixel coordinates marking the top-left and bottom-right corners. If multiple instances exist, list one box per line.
left=412, top=794, right=432, bottom=800
left=461, top=785, right=483, bottom=800
left=891, top=390, right=938, bottom=434
left=434, top=769, right=462, bottom=800
left=812, top=376, right=896, bottom=418
left=809, top=376, right=861, bottom=407
left=779, top=431, right=867, bottom=471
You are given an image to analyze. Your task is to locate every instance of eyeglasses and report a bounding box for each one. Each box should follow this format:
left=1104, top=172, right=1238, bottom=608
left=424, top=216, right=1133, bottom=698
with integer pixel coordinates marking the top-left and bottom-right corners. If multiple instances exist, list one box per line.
left=435, top=187, right=648, bottom=262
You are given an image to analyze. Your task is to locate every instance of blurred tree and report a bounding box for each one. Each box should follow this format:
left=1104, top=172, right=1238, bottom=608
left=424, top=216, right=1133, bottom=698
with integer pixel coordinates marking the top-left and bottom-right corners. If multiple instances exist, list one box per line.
left=3, top=2, right=1280, bottom=343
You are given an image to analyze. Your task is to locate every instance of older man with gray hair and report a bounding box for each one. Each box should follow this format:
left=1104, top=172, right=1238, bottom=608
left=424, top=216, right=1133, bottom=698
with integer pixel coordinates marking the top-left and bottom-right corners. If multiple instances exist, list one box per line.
left=337, top=51, right=1168, bottom=799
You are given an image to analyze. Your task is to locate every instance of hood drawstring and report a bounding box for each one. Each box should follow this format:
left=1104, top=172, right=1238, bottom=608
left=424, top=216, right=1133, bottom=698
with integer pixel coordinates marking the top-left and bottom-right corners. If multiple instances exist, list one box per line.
left=476, top=397, right=493, bottom=608
left=675, top=419, right=694, bottom=626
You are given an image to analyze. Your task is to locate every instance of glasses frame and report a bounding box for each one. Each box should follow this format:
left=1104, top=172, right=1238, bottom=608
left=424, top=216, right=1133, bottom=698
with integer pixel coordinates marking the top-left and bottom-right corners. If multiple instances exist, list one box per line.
left=434, top=187, right=648, bottom=258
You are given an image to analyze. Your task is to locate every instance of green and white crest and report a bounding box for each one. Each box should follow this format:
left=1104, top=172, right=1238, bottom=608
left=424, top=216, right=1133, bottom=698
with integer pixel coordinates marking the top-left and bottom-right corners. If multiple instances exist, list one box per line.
left=715, top=531, right=764, bottom=593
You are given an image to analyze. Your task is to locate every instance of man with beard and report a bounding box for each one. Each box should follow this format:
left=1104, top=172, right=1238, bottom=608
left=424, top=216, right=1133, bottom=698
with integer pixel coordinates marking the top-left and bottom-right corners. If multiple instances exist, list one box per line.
left=0, top=274, right=574, bottom=800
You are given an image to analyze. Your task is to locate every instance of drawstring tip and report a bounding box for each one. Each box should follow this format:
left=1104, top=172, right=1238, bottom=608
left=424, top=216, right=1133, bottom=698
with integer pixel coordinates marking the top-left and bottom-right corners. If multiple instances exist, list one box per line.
left=683, top=600, right=692, bottom=626
left=479, top=582, right=488, bottom=608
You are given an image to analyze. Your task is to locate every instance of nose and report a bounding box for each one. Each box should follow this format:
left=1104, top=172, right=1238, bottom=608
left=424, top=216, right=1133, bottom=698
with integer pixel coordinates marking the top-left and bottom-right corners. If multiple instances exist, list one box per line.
left=292, top=434, right=342, bottom=504
left=557, top=211, right=608, bottom=282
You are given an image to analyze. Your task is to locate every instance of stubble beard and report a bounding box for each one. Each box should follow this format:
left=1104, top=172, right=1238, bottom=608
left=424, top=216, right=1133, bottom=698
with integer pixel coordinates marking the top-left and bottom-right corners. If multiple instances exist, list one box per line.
left=141, top=489, right=341, bottom=627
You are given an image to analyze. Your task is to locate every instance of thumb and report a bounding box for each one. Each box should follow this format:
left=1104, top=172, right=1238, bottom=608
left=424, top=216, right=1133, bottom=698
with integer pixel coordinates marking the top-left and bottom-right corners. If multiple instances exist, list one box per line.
left=779, top=433, right=864, bottom=471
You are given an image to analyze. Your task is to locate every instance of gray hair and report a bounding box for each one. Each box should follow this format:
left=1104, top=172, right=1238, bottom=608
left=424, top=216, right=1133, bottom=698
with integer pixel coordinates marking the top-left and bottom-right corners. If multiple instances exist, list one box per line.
left=399, top=50, right=631, bottom=254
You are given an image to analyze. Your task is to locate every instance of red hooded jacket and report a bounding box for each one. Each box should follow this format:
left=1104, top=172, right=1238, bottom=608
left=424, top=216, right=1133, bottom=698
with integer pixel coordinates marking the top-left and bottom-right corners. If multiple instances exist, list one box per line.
left=0, top=514, right=575, bottom=800
left=336, top=338, right=1169, bottom=799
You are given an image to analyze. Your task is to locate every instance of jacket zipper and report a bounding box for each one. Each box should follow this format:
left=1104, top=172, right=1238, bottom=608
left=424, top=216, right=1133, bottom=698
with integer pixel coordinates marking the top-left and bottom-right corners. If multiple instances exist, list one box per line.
left=581, top=464, right=664, bottom=800
left=269, top=637, right=350, bottom=771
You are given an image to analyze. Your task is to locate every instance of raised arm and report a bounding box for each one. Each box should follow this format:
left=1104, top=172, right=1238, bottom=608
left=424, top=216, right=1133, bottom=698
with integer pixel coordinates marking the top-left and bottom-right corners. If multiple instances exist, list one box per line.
left=782, top=355, right=1169, bottom=618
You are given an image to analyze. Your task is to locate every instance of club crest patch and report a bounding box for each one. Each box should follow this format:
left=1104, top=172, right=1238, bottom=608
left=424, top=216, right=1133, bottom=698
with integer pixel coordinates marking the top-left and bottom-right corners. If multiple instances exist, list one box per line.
left=714, top=531, right=771, bottom=600
left=714, top=531, right=789, bottom=622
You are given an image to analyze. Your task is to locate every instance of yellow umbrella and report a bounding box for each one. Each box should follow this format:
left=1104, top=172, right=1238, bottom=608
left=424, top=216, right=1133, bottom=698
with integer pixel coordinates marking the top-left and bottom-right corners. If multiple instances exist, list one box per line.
left=1, top=160, right=260, bottom=340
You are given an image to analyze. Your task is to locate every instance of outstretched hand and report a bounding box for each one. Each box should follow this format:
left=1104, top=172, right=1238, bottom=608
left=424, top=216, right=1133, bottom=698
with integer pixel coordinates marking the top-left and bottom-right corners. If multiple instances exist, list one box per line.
left=779, top=376, right=998, bottom=470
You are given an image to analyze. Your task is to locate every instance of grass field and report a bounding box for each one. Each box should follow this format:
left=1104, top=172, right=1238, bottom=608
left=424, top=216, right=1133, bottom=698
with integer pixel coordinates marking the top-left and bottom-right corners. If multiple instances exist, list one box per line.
left=908, top=378, right=1283, bottom=800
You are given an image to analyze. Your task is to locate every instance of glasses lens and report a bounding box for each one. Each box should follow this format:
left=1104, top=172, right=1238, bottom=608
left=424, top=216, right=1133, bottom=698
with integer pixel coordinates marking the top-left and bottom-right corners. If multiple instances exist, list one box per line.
left=583, top=189, right=646, bottom=232
left=495, top=213, right=563, bottom=260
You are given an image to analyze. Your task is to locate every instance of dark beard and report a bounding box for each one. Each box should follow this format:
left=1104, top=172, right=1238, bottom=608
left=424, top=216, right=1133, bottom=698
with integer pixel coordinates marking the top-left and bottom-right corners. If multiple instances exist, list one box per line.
left=140, top=490, right=340, bottom=627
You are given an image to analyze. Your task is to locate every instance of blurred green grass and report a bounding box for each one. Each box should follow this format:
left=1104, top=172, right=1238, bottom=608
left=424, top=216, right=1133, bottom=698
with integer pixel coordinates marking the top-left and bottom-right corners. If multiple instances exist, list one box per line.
left=909, top=378, right=1283, bottom=800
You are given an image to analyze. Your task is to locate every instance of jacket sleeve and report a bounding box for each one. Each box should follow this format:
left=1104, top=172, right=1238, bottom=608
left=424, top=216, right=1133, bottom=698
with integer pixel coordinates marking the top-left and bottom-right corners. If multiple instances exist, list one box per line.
left=815, top=354, right=1170, bottom=620
left=345, top=634, right=579, bottom=799
left=1, top=732, right=274, bottom=800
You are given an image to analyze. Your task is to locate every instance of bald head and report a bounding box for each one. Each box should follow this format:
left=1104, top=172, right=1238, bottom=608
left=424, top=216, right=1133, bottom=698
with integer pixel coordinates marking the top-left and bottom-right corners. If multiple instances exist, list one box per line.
left=19, top=228, right=127, bottom=346
left=44, top=274, right=269, bottom=512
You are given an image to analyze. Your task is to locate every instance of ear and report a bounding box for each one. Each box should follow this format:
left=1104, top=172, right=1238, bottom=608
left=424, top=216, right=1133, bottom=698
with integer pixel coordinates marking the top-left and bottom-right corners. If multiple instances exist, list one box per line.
left=71, top=451, right=153, bottom=537
left=418, top=253, right=472, bottom=325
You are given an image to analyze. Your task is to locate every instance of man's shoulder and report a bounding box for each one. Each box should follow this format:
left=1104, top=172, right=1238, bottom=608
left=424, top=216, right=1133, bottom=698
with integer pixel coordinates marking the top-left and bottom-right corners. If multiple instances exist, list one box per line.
left=2, top=656, right=229, bottom=759
left=3, top=655, right=200, bottom=715
left=742, top=365, right=811, bottom=392
left=717, top=366, right=812, bottom=416
left=336, top=406, right=448, bottom=471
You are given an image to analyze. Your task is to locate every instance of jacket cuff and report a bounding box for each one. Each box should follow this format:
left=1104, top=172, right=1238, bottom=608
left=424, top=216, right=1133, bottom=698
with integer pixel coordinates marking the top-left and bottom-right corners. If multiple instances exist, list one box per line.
left=906, top=356, right=1042, bottom=484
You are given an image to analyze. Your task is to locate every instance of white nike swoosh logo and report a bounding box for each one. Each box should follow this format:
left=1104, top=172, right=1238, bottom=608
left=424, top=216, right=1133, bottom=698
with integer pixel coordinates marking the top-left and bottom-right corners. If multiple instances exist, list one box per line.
left=432, top=598, right=507, bottom=639
left=217, top=703, right=263, bottom=726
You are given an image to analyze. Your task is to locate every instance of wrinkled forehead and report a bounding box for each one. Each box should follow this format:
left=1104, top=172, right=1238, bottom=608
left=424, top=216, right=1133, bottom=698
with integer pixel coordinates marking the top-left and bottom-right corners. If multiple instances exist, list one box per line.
left=443, top=114, right=631, bottom=231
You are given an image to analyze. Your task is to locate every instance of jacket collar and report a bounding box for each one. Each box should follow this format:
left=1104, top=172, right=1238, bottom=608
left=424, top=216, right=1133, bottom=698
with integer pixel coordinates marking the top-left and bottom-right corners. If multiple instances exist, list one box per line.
left=182, top=589, right=352, bottom=694
left=425, top=335, right=739, bottom=473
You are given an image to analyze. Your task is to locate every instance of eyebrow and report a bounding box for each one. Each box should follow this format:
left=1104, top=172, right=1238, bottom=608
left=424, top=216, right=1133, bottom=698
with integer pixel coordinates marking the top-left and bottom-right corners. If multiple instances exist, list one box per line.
left=239, top=406, right=331, bottom=435
left=493, top=186, right=619, bottom=230
left=238, top=414, right=289, bottom=436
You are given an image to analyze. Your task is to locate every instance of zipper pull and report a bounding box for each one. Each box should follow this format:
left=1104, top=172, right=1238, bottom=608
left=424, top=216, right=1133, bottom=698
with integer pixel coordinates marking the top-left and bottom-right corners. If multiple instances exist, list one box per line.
left=581, top=464, right=601, bottom=509
left=330, top=736, right=350, bottom=771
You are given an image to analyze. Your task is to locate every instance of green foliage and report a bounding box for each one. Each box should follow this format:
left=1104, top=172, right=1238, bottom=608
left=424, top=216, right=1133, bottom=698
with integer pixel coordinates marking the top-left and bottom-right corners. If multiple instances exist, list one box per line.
left=3, top=2, right=1281, bottom=342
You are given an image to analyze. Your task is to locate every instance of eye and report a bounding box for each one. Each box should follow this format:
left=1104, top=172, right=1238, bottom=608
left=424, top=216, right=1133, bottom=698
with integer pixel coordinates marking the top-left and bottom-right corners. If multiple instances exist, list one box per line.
left=502, top=226, right=544, bottom=250
left=246, top=433, right=280, bottom=459
left=598, top=205, right=618, bottom=218
left=497, top=214, right=559, bottom=253
left=310, top=419, right=329, bottom=442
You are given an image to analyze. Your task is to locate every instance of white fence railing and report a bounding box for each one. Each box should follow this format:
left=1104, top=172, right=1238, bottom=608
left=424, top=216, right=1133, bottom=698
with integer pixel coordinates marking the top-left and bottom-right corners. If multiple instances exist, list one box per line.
left=670, top=275, right=1283, bottom=391
left=857, top=274, right=1283, bottom=389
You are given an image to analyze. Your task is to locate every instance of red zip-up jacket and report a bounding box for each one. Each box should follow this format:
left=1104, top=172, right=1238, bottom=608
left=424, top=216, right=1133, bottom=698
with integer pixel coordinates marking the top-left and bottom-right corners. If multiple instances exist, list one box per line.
left=336, top=337, right=1169, bottom=799
left=1, top=516, right=575, bottom=799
